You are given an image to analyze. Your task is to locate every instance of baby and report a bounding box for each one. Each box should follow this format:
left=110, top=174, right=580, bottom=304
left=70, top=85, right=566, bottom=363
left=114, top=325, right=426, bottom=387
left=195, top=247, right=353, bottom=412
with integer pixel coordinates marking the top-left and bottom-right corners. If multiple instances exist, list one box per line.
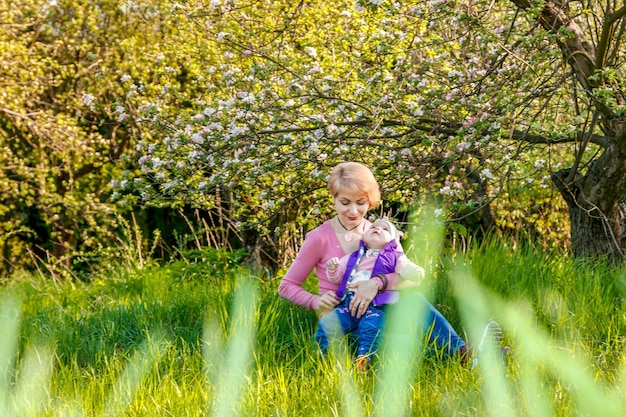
left=316, top=218, right=424, bottom=370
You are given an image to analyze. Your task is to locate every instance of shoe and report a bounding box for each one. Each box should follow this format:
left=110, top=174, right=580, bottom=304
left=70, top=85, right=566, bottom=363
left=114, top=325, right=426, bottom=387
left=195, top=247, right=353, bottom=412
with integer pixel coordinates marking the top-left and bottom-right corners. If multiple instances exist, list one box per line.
left=471, top=319, right=504, bottom=370
left=478, top=319, right=503, bottom=352
left=354, top=355, right=372, bottom=373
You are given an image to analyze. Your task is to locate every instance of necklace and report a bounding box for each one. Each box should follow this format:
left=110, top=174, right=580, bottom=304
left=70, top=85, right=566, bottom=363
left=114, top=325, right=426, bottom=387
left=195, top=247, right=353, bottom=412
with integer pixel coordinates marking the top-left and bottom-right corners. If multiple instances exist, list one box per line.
left=336, top=217, right=362, bottom=242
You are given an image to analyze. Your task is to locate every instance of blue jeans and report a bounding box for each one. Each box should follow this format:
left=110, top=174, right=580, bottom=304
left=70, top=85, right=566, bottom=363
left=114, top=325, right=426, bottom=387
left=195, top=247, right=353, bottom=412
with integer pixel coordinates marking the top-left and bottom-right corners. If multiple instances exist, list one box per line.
left=389, top=291, right=466, bottom=357
left=316, top=292, right=466, bottom=358
left=316, top=292, right=385, bottom=357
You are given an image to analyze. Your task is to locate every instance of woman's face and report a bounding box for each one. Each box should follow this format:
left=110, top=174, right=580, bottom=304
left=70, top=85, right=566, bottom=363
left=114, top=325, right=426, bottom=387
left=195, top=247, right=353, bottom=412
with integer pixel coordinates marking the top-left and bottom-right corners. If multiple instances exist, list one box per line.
left=333, top=192, right=369, bottom=228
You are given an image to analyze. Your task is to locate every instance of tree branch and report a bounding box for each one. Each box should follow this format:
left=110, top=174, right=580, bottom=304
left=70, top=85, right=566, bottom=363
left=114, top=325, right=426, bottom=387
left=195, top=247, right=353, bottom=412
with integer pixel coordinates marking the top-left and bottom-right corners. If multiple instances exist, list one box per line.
left=595, top=5, right=626, bottom=70
left=256, top=116, right=610, bottom=147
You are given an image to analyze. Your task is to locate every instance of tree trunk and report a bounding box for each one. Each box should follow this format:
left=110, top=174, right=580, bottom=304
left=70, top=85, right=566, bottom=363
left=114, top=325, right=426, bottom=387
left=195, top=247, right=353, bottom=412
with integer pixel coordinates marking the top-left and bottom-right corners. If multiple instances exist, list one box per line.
left=552, top=122, right=626, bottom=262
left=50, top=210, right=72, bottom=270
left=569, top=203, right=625, bottom=260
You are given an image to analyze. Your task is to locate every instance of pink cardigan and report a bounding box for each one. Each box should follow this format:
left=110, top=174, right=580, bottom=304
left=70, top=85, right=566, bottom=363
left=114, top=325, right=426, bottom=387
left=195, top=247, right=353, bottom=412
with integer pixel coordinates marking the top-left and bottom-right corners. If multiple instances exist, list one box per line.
left=278, top=221, right=350, bottom=310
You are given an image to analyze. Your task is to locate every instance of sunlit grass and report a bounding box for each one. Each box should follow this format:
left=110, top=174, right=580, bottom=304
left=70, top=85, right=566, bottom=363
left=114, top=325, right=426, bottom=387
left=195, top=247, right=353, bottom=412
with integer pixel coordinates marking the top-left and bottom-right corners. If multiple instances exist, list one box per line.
left=1, top=234, right=626, bottom=416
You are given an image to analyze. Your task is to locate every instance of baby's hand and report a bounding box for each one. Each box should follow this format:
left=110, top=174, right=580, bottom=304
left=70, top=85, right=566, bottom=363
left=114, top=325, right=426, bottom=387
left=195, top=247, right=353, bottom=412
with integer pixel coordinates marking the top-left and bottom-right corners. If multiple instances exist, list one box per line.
left=327, top=257, right=340, bottom=272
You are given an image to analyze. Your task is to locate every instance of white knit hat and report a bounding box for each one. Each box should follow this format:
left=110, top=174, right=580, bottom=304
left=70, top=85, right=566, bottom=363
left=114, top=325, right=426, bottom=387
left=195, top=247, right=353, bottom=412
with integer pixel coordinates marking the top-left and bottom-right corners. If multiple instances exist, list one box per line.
left=374, top=217, right=400, bottom=241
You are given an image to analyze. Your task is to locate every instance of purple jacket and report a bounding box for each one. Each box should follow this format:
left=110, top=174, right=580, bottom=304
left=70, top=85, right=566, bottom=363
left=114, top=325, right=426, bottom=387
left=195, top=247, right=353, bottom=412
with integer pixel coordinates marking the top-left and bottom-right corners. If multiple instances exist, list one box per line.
left=336, top=239, right=401, bottom=306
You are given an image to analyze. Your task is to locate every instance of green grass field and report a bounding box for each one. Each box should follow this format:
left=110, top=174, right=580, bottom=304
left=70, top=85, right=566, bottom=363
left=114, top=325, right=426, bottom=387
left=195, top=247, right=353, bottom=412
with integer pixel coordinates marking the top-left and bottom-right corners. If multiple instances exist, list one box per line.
left=2, top=241, right=626, bottom=416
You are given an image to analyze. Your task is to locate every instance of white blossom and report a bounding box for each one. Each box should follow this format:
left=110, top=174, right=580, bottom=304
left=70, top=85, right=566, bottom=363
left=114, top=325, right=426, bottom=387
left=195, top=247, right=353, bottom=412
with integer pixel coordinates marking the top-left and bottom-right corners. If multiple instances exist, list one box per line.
left=229, top=125, right=248, bottom=136
left=457, top=142, right=470, bottom=152
left=191, top=133, right=204, bottom=144
left=354, top=1, right=365, bottom=12
left=237, top=91, right=255, bottom=103
left=439, top=185, right=453, bottom=196
left=480, top=168, right=493, bottom=180
left=151, top=157, right=163, bottom=169
left=82, top=94, right=95, bottom=110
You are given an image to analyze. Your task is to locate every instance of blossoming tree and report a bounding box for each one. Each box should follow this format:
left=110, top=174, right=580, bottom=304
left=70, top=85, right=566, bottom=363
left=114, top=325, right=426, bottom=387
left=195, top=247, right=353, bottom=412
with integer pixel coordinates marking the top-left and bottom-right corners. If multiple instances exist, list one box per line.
left=113, top=0, right=625, bottom=262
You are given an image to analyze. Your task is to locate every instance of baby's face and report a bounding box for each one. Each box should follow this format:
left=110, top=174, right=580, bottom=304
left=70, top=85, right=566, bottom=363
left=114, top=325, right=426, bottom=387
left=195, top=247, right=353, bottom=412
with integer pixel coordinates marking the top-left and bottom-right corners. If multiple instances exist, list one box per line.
left=363, top=220, right=393, bottom=249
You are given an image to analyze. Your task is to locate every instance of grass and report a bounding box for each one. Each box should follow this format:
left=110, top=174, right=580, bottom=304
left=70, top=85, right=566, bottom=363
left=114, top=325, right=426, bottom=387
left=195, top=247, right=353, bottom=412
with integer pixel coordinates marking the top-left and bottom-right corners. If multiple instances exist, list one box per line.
left=1, top=240, right=626, bottom=416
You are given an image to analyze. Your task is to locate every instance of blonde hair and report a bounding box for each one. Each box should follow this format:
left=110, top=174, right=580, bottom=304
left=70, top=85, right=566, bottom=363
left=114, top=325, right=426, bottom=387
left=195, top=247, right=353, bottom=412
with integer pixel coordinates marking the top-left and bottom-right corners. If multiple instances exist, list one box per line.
left=327, top=162, right=381, bottom=209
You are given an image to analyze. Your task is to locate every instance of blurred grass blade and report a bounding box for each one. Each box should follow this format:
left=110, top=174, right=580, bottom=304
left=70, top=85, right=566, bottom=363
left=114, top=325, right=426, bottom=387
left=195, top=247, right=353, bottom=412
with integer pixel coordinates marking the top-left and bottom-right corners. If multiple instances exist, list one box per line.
left=209, top=275, right=258, bottom=417
left=450, top=263, right=515, bottom=417
left=319, top=316, right=361, bottom=417
left=203, top=318, right=225, bottom=387
left=102, top=331, right=167, bottom=417
left=502, top=302, right=623, bottom=417
left=374, top=292, right=425, bottom=417
left=502, top=301, right=554, bottom=417
left=403, top=203, right=446, bottom=300
left=0, top=295, right=21, bottom=416
left=0, top=295, right=54, bottom=416
left=338, top=360, right=363, bottom=417
left=12, top=345, right=54, bottom=417
left=373, top=204, right=444, bottom=417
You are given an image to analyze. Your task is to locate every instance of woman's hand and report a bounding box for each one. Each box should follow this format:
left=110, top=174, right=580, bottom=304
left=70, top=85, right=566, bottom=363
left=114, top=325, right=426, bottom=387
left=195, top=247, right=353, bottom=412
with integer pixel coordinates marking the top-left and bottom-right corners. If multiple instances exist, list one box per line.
left=317, top=291, right=340, bottom=316
left=347, top=279, right=378, bottom=318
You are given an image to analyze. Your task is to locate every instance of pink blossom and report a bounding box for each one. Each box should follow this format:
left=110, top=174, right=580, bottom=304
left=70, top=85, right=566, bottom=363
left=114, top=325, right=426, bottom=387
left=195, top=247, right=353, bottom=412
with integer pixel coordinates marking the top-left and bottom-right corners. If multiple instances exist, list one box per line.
left=462, top=117, right=477, bottom=128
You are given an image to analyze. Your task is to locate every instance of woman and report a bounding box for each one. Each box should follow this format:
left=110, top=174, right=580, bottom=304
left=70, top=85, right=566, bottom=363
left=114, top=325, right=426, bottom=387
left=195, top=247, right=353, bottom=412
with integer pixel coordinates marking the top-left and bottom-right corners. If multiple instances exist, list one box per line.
left=278, top=162, right=488, bottom=361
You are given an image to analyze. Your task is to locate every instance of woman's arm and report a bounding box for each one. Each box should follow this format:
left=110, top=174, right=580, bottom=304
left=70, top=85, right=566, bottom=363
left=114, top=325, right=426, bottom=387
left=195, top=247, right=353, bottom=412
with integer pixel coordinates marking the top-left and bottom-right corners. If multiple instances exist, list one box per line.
left=278, top=228, right=339, bottom=311
left=278, top=237, right=322, bottom=309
